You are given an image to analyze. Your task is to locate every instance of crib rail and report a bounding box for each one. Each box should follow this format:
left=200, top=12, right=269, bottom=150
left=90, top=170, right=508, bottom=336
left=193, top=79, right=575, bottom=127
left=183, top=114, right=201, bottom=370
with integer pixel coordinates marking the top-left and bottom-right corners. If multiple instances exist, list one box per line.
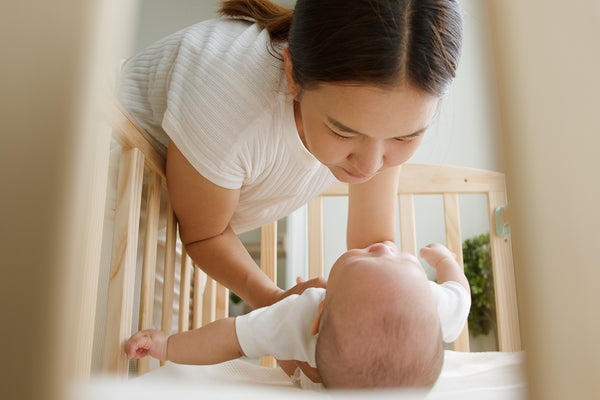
left=83, top=95, right=521, bottom=379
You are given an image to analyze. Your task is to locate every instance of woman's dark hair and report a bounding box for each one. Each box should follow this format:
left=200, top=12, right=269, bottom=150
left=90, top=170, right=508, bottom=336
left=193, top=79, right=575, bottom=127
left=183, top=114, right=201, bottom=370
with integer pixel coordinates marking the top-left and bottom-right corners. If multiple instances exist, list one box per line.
left=219, top=0, right=462, bottom=96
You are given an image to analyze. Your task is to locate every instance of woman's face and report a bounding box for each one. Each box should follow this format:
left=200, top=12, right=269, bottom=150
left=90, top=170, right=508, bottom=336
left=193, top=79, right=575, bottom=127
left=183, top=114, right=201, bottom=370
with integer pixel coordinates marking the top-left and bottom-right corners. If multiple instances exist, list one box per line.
left=293, top=82, right=439, bottom=183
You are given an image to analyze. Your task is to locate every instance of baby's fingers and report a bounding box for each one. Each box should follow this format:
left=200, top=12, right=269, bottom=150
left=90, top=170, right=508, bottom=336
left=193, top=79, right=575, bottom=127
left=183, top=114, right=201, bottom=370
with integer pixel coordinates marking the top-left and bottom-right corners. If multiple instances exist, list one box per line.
left=125, top=331, right=151, bottom=359
left=419, top=244, right=435, bottom=259
left=420, top=243, right=457, bottom=268
left=134, top=347, right=150, bottom=359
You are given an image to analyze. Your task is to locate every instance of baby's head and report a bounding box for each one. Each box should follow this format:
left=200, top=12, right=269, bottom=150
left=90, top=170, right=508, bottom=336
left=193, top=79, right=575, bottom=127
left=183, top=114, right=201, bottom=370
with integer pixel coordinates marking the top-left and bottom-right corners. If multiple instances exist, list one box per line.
left=314, top=243, right=443, bottom=389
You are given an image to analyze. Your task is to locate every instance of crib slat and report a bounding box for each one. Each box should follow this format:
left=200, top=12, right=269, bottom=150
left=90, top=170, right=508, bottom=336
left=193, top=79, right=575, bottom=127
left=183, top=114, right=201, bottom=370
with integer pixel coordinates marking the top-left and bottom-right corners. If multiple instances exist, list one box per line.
left=215, top=282, right=229, bottom=320
left=192, top=265, right=207, bottom=329
left=139, top=173, right=161, bottom=325
left=202, top=277, right=217, bottom=326
left=307, top=197, right=324, bottom=278
left=398, top=194, right=417, bottom=255
left=102, top=147, right=145, bottom=375
left=178, top=248, right=192, bottom=333
left=260, top=221, right=278, bottom=284
left=259, top=356, right=277, bottom=368
left=258, top=221, right=277, bottom=369
left=161, top=204, right=177, bottom=332
left=137, top=172, right=162, bottom=374
left=443, top=193, right=471, bottom=352
left=488, top=192, right=521, bottom=351
left=159, top=205, right=177, bottom=366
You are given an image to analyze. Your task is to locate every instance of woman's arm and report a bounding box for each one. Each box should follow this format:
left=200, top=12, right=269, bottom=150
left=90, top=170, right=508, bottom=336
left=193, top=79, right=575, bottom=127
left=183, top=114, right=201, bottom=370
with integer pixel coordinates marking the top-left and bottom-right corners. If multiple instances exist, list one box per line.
left=167, top=142, right=282, bottom=309
left=347, top=166, right=401, bottom=249
left=125, top=319, right=244, bottom=365
left=167, top=142, right=326, bottom=308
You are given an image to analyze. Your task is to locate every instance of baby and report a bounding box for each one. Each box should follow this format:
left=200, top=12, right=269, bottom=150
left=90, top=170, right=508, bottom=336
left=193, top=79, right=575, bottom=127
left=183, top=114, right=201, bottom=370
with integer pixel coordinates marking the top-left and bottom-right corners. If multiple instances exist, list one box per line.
left=126, top=242, right=470, bottom=389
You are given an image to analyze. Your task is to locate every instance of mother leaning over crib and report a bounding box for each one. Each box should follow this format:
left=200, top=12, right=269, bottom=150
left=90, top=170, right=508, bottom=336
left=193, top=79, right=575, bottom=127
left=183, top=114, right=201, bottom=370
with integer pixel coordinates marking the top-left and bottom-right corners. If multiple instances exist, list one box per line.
left=118, top=0, right=462, bottom=317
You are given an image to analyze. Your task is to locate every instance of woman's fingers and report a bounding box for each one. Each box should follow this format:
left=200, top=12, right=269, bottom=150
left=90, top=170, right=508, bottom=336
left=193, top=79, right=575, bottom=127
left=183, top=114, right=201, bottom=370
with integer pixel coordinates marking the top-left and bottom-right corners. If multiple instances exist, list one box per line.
left=278, top=277, right=327, bottom=302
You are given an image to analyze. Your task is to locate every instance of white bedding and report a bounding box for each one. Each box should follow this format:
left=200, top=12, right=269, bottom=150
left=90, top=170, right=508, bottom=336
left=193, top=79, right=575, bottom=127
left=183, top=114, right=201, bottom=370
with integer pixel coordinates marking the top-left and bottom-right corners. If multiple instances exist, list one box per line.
left=72, top=351, right=526, bottom=400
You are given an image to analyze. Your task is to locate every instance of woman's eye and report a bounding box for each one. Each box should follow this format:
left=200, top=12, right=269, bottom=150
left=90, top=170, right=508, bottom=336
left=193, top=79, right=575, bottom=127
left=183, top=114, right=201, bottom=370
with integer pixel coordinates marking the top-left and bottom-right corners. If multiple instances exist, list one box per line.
left=330, top=129, right=353, bottom=140
left=394, top=136, right=418, bottom=144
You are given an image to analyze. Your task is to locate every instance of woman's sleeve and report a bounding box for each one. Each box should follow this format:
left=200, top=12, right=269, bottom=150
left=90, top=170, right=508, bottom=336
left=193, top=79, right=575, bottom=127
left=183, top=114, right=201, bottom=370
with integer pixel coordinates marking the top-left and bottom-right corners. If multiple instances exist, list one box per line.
left=161, top=20, right=278, bottom=190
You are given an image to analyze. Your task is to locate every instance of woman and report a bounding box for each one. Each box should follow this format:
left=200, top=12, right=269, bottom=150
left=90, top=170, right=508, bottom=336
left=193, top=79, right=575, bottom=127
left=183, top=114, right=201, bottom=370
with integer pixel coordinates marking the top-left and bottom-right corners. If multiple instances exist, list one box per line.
left=118, top=0, right=462, bottom=310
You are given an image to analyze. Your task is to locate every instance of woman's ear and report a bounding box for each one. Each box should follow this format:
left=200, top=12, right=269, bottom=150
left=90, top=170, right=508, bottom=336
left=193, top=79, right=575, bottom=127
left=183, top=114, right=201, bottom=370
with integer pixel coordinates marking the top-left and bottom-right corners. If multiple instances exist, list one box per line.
left=283, top=48, right=301, bottom=101
left=310, top=300, right=325, bottom=335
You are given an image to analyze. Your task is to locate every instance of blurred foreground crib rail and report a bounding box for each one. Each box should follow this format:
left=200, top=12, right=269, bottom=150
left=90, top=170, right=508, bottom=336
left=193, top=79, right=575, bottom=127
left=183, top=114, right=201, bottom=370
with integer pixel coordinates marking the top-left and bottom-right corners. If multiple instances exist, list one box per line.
left=73, top=95, right=521, bottom=379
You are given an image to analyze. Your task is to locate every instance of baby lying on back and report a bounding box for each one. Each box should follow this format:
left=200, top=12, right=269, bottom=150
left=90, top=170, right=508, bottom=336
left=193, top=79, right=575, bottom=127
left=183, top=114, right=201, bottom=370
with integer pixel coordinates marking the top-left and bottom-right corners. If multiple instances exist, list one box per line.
left=126, top=242, right=470, bottom=389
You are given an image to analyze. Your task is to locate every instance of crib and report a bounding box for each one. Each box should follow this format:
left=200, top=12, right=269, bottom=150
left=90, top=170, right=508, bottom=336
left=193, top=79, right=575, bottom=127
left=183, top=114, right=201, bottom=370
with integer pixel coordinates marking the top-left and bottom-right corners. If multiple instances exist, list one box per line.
left=71, top=94, right=525, bottom=397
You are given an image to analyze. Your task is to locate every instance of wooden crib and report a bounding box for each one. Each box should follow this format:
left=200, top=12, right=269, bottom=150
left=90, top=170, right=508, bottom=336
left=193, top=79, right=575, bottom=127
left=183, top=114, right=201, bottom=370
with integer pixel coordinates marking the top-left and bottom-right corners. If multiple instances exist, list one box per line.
left=75, top=95, right=522, bottom=378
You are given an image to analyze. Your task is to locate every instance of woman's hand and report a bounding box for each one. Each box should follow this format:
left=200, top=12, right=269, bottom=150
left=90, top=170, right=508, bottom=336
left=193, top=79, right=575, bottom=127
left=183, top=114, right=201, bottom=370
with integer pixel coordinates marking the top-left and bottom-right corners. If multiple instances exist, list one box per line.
left=278, top=360, right=322, bottom=383
left=272, top=276, right=327, bottom=304
left=273, top=277, right=326, bottom=384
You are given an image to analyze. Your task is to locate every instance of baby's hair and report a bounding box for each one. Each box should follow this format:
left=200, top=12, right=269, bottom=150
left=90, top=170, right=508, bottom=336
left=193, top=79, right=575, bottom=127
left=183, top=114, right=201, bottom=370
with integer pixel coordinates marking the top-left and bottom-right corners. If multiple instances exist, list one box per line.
left=315, top=303, right=444, bottom=388
left=219, top=0, right=462, bottom=96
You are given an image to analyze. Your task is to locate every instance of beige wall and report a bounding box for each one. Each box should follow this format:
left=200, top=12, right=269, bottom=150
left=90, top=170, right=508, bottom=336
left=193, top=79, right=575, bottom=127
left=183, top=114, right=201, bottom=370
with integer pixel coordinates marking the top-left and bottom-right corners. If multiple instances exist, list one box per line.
left=489, top=0, right=600, bottom=399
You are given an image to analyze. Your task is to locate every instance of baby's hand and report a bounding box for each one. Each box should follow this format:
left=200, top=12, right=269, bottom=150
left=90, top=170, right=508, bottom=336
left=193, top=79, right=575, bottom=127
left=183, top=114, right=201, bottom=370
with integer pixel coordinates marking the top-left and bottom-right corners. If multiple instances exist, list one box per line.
left=125, top=329, right=169, bottom=361
left=420, top=243, right=456, bottom=270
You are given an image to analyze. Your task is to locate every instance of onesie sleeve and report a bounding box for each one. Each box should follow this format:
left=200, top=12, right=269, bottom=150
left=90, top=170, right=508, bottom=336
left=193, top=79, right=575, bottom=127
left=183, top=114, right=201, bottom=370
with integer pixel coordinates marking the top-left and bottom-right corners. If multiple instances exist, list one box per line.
left=429, top=281, right=471, bottom=343
left=234, top=288, right=324, bottom=367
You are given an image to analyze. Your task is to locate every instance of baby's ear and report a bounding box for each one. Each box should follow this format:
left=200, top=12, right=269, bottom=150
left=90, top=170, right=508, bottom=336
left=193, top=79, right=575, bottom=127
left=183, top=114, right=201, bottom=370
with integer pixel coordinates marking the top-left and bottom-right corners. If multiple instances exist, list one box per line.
left=310, top=301, right=325, bottom=335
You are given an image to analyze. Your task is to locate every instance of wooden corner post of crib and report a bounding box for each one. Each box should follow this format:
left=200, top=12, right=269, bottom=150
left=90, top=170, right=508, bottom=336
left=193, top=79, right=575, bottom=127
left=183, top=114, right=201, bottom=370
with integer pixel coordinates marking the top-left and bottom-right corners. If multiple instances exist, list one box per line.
left=488, top=192, right=521, bottom=352
left=259, top=220, right=278, bottom=368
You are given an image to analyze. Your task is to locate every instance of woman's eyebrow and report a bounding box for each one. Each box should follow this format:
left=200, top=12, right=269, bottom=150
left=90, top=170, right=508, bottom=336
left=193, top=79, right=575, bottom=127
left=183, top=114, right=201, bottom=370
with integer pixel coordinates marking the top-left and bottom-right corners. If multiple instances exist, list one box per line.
left=327, top=116, right=428, bottom=138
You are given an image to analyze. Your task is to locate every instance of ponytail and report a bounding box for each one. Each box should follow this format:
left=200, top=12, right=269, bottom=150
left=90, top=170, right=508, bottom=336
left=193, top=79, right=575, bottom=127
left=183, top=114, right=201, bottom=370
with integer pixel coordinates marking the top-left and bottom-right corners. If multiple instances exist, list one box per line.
left=219, top=0, right=293, bottom=42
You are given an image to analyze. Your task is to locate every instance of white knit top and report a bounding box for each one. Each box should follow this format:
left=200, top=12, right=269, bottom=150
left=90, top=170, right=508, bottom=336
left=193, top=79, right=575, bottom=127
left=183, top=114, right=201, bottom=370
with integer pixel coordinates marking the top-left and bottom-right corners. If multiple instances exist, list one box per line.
left=118, top=18, right=337, bottom=233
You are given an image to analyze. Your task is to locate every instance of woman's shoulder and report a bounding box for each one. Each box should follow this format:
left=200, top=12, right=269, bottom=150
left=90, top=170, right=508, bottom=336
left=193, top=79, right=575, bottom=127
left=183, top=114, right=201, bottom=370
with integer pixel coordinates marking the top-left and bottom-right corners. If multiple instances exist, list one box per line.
left=126, top=17, right=286, bottom=102
left=172, top=17, right=284, bottom=85
left=164, top=18, right=287, bottom=134
left=177, top=17, right=268, bottom=54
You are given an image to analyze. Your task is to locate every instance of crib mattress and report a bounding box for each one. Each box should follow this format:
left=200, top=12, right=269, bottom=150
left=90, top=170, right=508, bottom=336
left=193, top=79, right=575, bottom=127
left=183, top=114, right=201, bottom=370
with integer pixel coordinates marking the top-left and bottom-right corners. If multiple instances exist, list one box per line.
left=72, top=350, right=526, bottom=399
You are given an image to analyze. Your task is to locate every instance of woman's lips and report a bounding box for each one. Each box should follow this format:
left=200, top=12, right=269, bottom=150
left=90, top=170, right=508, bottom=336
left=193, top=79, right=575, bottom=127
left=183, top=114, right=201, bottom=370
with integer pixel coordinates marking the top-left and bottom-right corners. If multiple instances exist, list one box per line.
left=343, top=168, right=368, bottom=180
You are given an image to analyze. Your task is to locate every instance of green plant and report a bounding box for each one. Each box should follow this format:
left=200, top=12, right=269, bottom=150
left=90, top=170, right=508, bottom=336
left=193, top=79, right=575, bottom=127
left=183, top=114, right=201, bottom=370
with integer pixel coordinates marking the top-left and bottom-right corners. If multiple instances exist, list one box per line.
left=462, top=233, right=496, bottom=337
left=230, top=292, right=243, bottom=304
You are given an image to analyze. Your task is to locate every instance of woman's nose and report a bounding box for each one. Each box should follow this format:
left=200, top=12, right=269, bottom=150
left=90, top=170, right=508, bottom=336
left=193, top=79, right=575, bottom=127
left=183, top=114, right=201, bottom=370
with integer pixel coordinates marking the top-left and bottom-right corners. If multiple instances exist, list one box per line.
left=352, top=140, right=384, bottom=176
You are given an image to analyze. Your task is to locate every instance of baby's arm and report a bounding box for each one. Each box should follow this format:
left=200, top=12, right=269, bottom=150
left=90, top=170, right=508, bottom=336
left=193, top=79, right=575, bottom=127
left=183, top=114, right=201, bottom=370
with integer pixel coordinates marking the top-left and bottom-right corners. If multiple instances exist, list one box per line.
left=125, top=318, right=244, bottom=365
left=420, top=243, right=470, bottom=293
